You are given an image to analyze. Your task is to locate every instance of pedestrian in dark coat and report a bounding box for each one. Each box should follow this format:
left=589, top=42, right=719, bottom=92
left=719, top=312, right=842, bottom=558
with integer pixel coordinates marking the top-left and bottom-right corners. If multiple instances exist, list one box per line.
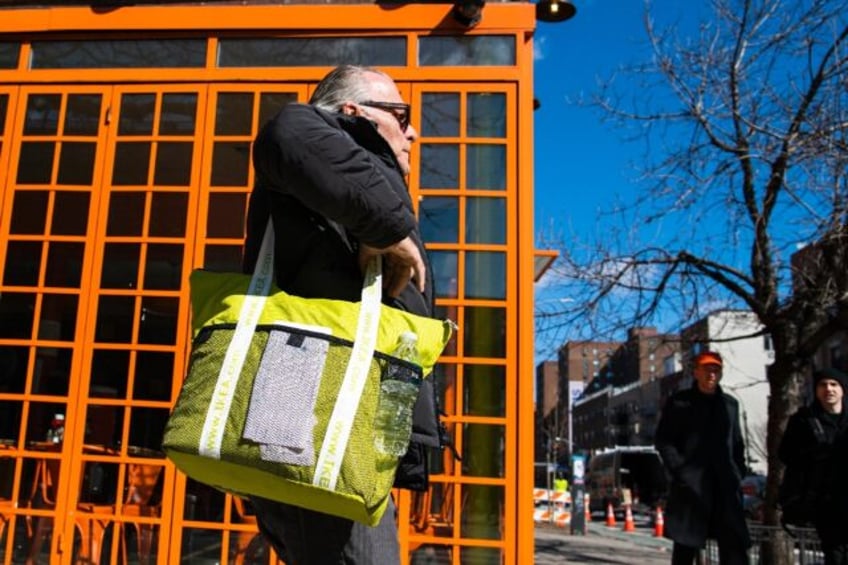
left=779, top=367, right=848, bottom=565
left=242, top=65, right=437, bottom=565
left=655, top=351, right=751, bottom=565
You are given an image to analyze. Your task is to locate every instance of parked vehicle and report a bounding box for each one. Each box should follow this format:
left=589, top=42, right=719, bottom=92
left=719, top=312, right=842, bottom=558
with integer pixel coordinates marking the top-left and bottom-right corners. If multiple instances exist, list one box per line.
left=741, top=473, right=766, bottom=522
left=586, top=446, right=668, bottom=514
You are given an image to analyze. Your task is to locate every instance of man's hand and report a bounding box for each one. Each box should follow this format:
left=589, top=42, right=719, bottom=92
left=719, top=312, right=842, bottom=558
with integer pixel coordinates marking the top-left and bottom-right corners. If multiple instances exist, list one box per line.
left=359, top=238, right=426, bottom=298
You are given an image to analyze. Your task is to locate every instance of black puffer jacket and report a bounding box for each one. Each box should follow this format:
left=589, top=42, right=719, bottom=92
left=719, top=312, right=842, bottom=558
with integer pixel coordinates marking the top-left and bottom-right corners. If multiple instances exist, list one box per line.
left=778, top=401, right=848, bottom=544
left=243, top=103, right=440, bottom=490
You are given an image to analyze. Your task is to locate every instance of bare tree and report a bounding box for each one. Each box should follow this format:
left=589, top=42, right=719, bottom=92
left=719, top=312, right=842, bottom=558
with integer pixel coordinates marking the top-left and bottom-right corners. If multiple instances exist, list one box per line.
left=537, top=0, right=848, bottom=558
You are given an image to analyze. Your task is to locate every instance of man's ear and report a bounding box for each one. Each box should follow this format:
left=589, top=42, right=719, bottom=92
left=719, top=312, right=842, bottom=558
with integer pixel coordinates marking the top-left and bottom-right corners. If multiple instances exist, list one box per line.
left=340, top=102, right=358, bottom=117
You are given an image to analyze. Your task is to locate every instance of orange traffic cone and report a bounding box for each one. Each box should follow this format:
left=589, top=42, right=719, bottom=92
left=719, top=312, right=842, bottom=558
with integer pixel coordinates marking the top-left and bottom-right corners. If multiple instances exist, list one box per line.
left=622, top=503, right=635, bottom=533
left=654, top=506, right=664, bottom=537
left=605, top=502, right=616, bottom=527
left=584, top=494, right=591, bottom=522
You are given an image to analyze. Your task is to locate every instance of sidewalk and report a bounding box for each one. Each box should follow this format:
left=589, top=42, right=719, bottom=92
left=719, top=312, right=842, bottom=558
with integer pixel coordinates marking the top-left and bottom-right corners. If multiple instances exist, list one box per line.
left=535, top=521, right=672, bottom=563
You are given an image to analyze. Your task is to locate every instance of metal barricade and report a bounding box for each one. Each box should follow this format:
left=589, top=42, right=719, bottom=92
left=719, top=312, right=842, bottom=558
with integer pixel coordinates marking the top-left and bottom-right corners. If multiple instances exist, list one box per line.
left=703, top=524, right=822, bottom=564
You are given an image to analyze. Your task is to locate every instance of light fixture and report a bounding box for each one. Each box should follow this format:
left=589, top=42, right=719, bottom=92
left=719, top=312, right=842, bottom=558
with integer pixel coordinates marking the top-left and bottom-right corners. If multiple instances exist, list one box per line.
left=451, top=0, right=485, bottom=28
left=536, top=0, right=576, bottom=23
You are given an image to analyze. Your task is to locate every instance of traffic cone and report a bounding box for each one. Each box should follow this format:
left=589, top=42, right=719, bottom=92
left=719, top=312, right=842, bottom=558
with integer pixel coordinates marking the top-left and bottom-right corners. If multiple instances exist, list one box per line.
left=584, top=494, right=591, bottom=522
left=605, top=501, right=616, bottom=527
left=622, top=503, right=635, bottom=533
left=654, top=506, right=664, bottom=537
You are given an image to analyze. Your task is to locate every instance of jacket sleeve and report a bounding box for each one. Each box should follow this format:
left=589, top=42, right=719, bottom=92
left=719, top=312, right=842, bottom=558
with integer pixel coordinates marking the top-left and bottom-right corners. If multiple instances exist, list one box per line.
left=253, top=103, right=416, bottom=249
left=655, top=397, right=686, bottom=478
left=778, top=412, right=805, bottom=467
left=731, top=400, right=747, bottom=476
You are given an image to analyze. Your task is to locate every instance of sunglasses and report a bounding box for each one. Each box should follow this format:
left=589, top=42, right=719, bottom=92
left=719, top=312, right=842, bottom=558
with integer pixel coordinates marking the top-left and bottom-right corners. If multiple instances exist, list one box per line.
left=359, top=100, right=411, bottom=132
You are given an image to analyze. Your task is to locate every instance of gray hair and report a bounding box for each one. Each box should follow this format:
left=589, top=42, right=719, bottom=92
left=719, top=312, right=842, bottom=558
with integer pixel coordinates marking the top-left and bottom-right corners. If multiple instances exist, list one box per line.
left=309, top=65, right=387, bottom=112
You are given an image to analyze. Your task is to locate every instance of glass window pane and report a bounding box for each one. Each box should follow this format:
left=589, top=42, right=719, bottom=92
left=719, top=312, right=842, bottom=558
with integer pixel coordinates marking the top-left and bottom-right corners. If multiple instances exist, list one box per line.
left=107, top=192, right=146, bottom=236
left=464, top=365, right=505, bottom=417
left=118, top=94, right=155, bottom=136
left=16, top=142, right=55, bottom=184
left=259, top=92, right=298, bottom=129
left=4, top=241, right=42, bottom=286
left=45, top=242, right=85, bottom=288
left=84, top=407, right=123, bottom=447
left=101, top=244, right=140, bottom=289
left=218, top=37, right=406, bottom=67
left=160, top=93, right=198, bottom=135
left=468, top=93, right=506, bottom=138
left=420, top=197, right=458, bottom=243
left=144, top=244, right=183, bottom=291
left=210, top=142, right=250, bottom=187
left=26, top=401, right=69, bottom=444
left=64, top=94, right=102, bottom=136
left=52, top=192, right=91, bottom=236
left=466, top=197, right=505, bottom=244
left=32, top=348, right=72, bottom=396
left=460, top=546, right=503, bottom=562
left=466, top=251, right=505, bottom=299
left=129, top=407, right=170, bottom=450
left=420, top=144, right=459, bottom=189
left=207, top=193, right=247, bottom=238
left=139, top=297, right=178, bottom=345
left=112, top=142, right=151, bottom=185
left=461, top=426, right=504, bottom=478
left=30, top=39, right=206, bottom=69
left=421, top=93, right=460, bottom=138
left=133, top=351, right=174, bottom=401
left=10, top=191, right=49, bottom=234
left=0, top=346, right=29, bottom=395
left=0, top=93, right=8, bottom=132
left=95, top=296, right=135, bottom=343
left=464, top=307, right=505, bottom=358
left=419, top=36, right=514, bottom=66
left=24, top=94, right=61, bottom=135
left=467, top=144, right=506, bottom=190
left=0, top=400, right=22, bottom=444
left=153, top=141, right=193, bottom=186
left=57, top=142, right=96, bottom=186
left=149, top=192, right=188, bottom=238
left=39, top=294, right=78, bottom=342
left=0, top=291, right=35, bottom=339
left=0, top=42, right=20, bottom=69
left=430, top=251, right=458, bottom=299
left=203, top=245, right=243, bottom=272
left=215, top=93, right=254, bottom=136
left=461, top=484, right=504, bottom=544
left=90, top=349, right=130, bottom=400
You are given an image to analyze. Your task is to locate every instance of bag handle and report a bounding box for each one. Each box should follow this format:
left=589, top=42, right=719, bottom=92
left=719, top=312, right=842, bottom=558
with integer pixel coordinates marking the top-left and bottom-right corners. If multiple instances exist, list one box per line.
left=199, top=217, right=383, bottom=490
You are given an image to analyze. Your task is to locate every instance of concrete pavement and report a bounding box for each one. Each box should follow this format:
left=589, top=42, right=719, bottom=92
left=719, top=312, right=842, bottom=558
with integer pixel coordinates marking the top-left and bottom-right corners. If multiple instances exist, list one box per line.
left=535, top=520, right=673, bottom=563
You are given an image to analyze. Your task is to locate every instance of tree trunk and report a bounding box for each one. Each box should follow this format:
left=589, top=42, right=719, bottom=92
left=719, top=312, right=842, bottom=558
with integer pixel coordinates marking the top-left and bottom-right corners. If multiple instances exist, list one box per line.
left=762, top=358, right=804, bottom=565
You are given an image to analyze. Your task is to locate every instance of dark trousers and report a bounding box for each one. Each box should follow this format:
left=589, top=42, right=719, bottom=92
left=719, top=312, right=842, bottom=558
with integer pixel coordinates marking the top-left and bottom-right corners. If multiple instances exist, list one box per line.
left=250, top=496, right=400, bottom=565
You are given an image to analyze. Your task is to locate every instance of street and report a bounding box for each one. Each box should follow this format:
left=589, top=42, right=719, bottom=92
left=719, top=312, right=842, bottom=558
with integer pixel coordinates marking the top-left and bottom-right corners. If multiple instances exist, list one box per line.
left=535, top=512, right=673, bottom=564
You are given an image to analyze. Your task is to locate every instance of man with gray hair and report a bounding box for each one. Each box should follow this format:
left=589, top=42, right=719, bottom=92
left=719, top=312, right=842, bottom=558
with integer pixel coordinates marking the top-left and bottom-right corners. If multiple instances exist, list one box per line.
left=242, top=65, right=439, bottom=564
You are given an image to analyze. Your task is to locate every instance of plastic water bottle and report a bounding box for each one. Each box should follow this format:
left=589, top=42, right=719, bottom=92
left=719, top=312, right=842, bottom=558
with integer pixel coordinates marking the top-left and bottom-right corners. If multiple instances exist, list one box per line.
left=374, top=332, right=421, bottom=456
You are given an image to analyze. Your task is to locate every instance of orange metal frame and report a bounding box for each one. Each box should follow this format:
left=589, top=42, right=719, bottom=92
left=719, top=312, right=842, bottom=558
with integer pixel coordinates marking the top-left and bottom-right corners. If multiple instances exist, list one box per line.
left=0, top=4, right=538, bottom=564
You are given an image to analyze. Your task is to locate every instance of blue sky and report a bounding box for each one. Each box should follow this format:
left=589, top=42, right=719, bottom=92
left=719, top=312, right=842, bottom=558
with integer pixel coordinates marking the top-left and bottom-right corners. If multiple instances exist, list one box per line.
left=533, top=0, right=694, bottom=242
left=531, top=0, right=699, bottom=360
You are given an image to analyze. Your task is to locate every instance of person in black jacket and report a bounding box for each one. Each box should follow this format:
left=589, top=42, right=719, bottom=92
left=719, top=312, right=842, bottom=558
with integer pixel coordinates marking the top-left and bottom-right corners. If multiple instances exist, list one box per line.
left=242, top=65, right=437, bottom=564
left=655, top=351, right=751, bottom=565
left=778, top=367, right=848, bottom=565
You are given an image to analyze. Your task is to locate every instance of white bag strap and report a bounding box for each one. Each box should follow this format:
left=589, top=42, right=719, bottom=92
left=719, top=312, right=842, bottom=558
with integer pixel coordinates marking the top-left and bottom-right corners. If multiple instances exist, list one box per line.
left=198, top=217, right=383, bottom=486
